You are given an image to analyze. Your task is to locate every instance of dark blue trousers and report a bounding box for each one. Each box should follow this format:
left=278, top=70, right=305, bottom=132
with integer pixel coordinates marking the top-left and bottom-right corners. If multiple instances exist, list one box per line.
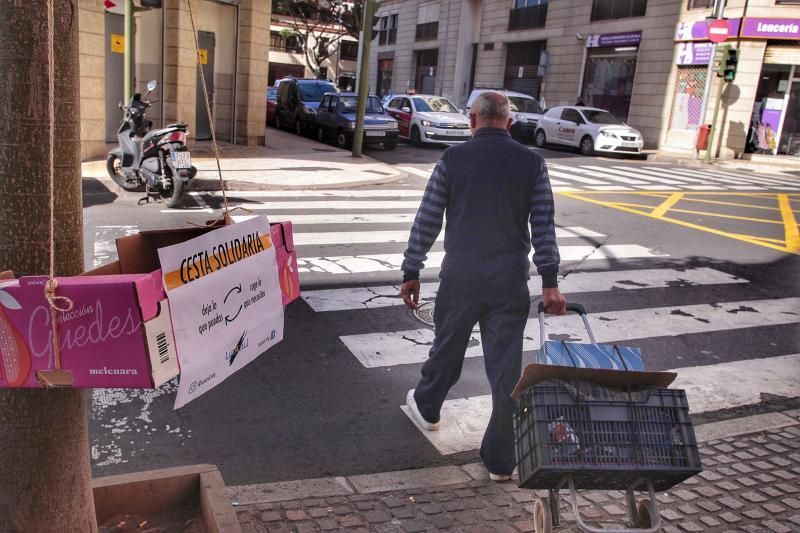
left=413, top=278, right=530, bottom=475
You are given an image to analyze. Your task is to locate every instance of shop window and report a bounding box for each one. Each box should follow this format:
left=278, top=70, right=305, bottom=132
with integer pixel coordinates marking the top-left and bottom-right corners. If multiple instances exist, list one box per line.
left=340, top=41, right=358, bottom=61
left=591, top=0, right=647, bottom=21
left=581, top=49, right=638, bottom=120
left=416, top=2, right=439, bottom=41
left=687, top=0, right=714, bottom=8
left=509, top=0, right=548, bottom=30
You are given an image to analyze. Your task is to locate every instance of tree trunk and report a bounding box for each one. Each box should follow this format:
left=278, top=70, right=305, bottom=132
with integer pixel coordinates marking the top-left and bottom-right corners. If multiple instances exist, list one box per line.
left=0, top=0, right=96, bottom=531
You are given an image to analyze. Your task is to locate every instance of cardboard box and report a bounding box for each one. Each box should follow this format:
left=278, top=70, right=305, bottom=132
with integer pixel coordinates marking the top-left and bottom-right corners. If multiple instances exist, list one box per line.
left=512, top=363, right=677, bottom=401
left=0, top=226, right=212, bottom=389
left=0, top=219, right=297, bottom=389
left=0, top=271, right=178, bottom=389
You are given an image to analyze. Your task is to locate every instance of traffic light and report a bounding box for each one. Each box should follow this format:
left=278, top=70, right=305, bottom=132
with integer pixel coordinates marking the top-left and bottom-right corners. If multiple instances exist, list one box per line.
left=714, top=44, right=730, bottom=78
left=723, top=47, right=739, bottom=82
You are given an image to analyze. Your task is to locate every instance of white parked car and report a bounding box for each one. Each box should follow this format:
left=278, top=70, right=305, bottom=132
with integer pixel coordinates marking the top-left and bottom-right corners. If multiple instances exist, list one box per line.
left=465, top=89, right=544, bottom=143
left=535, top=106, right=644, bottom=156
left=385, top=94, right=471, bottom=146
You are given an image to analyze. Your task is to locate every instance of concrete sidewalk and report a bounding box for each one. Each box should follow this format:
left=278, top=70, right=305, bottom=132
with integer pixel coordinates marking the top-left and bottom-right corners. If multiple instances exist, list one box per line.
left=647, top=150, right=800, bottom=176
left=229, top=410, right=800, bottom=532
left=81, top=129, right=407, bottom=191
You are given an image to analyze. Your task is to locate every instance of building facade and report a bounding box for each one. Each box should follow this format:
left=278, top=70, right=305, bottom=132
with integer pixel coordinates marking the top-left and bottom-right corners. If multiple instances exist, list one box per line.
left=79, top=0, right=270, bottom=161
left=666, top=0, right=800, bottom=158
left=368, top=0, right=800, bottom=158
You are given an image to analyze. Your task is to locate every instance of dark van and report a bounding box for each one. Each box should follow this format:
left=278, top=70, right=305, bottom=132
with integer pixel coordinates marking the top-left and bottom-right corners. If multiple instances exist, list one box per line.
left=275, top=78, right=338, bottom=136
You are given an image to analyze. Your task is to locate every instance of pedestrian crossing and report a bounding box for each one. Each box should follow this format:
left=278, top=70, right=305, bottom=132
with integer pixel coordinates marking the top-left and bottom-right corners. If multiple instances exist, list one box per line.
left=177, top=189, right=666, bottom=282
left=151, top=187, right=800, bottom=460
left=397, top=161, right=800, bottom=192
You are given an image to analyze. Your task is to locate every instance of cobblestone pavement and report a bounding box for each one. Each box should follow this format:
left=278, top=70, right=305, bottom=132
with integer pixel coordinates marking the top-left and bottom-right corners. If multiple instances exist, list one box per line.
left=233, top=412, right=800, bottom=532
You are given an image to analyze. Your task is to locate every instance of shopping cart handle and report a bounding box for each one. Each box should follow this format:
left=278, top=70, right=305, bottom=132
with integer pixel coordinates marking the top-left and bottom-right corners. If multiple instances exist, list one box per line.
left=537, top=302, right=587, bottom=316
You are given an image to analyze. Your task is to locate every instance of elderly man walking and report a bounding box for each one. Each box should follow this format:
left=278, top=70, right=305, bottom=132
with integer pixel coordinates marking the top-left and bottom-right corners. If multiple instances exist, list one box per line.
left=400, top=91, right=566, bottom=480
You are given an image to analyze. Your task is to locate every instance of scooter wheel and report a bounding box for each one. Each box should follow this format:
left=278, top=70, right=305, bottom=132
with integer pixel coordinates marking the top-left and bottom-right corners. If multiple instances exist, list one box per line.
left=162, top=176, right=186, bottom=209
left=106, top=153, right=143, bottom=191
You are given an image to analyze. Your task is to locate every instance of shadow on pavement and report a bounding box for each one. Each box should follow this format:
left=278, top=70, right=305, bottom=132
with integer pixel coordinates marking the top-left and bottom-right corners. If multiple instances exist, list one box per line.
left=82, top=177, right=118, bottom=207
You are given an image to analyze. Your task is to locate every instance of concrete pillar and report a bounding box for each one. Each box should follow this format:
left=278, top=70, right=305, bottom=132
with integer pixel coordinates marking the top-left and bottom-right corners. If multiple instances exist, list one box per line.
left=78, top=0, right=107, bottom=160
left=236, top=0, right=270, bottom=146
left=163, top=0, right=197, bottom=133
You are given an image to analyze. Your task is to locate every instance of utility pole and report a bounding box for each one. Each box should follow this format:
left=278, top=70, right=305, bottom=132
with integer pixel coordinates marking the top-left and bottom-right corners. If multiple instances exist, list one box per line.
left=352, top=0, right=376, bottom=157
left=693, top=0, right=726, bottom=160
left=124, top=0, right=134, bottom=103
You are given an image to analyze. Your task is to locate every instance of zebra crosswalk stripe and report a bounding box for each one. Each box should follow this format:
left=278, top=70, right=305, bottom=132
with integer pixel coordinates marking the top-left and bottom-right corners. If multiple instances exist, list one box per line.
left=341, top=297, right=800, bottom=368
left=302, top=267, right=747, bottom=312
left=297, top=245, right=665, bottom=275
left=403, top=353, right=800, bottom=455
left=189, top=189, right=425, bottom=198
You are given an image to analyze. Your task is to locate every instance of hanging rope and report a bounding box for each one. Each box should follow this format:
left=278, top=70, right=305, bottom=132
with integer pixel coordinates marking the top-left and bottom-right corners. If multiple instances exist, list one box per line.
left=39, top=0, right=74, bottom=387
left=186, top=0, right=231, bottom=224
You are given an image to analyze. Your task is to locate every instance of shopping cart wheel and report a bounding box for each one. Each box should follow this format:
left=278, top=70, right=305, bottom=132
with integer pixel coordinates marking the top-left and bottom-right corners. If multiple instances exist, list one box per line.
left=635, top=498, right=653, bottom=528
left=532, top=496, right=553, bottom=533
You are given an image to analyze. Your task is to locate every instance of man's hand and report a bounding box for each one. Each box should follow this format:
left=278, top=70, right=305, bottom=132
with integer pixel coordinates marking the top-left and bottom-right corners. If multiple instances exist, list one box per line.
left=400, top=280, right=421, bottom=310
left=542, top=287, right=567, bottom=315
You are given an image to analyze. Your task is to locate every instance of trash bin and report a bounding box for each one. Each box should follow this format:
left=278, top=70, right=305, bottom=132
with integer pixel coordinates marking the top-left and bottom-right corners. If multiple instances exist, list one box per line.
left=696, top=124, right=711, bottom=150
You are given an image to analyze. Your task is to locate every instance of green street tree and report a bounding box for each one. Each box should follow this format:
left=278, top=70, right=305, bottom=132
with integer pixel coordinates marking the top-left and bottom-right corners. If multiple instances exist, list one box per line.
left=0, top=0, right=95, bottom=530
left=273, top=0, right=364, bottom=79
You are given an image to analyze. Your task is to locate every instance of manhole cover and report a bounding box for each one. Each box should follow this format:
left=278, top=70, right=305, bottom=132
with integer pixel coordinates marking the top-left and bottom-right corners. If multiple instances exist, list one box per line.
left=414, top=301, right=435, bottom=326
left=412, top=301, right=480, bottom=332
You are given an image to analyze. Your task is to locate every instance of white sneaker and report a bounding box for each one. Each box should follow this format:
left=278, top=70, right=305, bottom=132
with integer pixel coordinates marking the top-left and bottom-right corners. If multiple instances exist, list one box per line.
left=489, top=473, right=512, bottom=482
left=406, top=389, right=440, bottom=431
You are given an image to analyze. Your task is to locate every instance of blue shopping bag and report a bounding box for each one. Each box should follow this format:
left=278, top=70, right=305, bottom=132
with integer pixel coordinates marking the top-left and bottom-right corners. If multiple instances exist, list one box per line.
left=540, top=341, right=644, bottom=371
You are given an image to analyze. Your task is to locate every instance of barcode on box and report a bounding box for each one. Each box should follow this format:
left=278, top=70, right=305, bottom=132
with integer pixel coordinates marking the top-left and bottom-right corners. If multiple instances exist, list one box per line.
left=156, top=331, right=170, bottom=365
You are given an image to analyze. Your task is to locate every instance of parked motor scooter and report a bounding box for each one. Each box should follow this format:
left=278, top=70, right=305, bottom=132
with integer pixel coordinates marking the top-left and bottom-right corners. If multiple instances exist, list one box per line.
left=106, top=80, right=197, bottom=208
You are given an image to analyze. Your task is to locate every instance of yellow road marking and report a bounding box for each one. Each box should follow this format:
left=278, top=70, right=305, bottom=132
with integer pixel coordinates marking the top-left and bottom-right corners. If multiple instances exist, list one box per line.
left=730, top=235, right=787, bottom=245
left=667, top=208, right=785, bottom=225
left=559, top=190, right=799, bottom=255
left=643, top=195, right=798, bottom=213
left=603, top=201, right=661, bottom=210
left=651, top=192, right=684, bottom=218
left=778, top=194, right=800, bottom=253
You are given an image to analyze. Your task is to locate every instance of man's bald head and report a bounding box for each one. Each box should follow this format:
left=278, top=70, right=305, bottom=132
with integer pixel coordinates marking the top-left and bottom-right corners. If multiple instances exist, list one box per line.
left=470, top=91, right=512, bottom=131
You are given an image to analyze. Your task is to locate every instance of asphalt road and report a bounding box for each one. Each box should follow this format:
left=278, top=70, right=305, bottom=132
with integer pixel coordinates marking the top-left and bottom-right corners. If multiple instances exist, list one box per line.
left=84, top=141, right=800, bottom=487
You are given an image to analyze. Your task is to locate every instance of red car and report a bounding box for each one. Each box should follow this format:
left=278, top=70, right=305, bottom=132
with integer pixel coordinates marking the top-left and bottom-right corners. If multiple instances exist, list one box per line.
left=266, top=86, right=278, bottom=126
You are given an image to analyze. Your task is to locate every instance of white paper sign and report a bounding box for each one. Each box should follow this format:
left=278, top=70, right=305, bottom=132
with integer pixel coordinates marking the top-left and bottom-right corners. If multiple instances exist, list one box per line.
left=158, top=216, right=284, bottom=408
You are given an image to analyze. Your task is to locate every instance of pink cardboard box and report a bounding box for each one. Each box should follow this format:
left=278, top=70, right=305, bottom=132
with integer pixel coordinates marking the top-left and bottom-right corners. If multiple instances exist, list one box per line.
left=0, top=272, right=178, bottom=388
left=270, top=221, right=301, bottom=306
left=0, top=220, right=298, bottom=389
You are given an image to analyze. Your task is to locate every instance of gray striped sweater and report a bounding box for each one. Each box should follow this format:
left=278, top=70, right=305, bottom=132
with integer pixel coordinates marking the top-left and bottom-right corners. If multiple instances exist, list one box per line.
left=401, top=128, right=560, bottom=287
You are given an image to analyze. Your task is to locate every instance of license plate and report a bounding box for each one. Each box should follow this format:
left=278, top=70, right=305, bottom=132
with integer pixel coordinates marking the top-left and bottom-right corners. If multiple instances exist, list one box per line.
left=365, top=130, right=386, bottom=137
left=171, top=151, right=192, bottom=169
left=621, top=142, right=638, bottom=148
left=456, top=130, right=470, bottom=136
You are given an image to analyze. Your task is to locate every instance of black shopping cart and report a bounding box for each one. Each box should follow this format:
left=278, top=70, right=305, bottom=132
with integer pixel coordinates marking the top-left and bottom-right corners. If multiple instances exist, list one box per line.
left=512, top=303, right=703, bottom=533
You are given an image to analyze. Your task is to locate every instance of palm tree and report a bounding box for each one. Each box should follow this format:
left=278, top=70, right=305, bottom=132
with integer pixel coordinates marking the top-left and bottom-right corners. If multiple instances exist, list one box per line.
left=0, top=0, right=97, bottom=530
